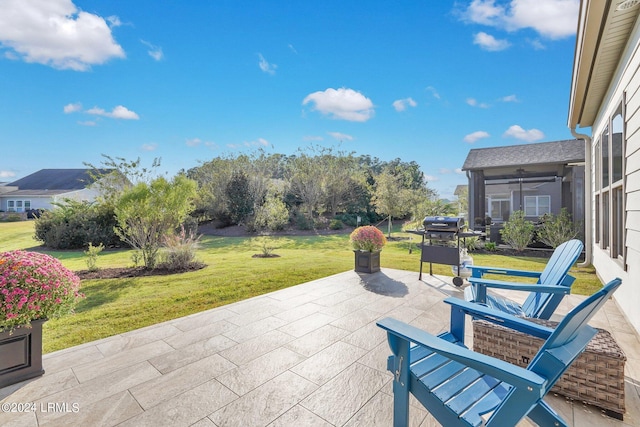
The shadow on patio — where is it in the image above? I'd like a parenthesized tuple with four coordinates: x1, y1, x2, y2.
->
(1, 268, 639, 426)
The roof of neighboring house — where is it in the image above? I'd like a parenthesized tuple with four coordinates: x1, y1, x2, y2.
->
(6, 169, 108, 191)
(462, 139, 584, 171)
(454, 185, 467, 196)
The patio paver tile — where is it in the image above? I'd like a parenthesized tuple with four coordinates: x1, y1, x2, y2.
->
(284, 324, 350, 358)
(218, 329, 295, 365)
(300, 362, 389, 426)
(163, 319, 237, 349)
(290, 341, 367, 386)
(216, 347, 306, 396)
(130, 354, 236, 410)
(150, 335, 237, 374)
(209, 371, 317, 427)
(119, 379, 237, 427)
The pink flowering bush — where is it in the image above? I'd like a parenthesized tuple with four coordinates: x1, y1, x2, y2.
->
(350, 226, 387, 252)
(0, 250, 84, 332)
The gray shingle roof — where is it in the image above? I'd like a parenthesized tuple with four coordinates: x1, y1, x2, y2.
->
(462, 139, 584, 171)
(7, 169, 109, 191)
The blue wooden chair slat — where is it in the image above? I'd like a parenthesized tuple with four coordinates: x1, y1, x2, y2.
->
(466, 239, 583, 319)
(377, 278, 622, 427)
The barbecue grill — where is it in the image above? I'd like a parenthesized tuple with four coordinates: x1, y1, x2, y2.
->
(417, 216, 476, 286)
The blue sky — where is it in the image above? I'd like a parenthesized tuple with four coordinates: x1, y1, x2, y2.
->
(0, 0, 580, 200)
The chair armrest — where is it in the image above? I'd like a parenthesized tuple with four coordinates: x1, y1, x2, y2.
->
(377, 317, 546, 391)
(471, 265, 542, 279)
(444, 297, 555, 339)
(468, 278, 572, 294)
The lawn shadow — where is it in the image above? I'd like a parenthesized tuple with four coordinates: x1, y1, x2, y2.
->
(358, 271, 409, 297)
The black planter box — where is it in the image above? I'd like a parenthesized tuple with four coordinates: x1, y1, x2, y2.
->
(354, 250, 381, 274)
(0, 319, 45, 388)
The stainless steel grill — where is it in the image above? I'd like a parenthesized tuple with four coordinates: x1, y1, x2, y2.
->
(416, 216, 475, 287)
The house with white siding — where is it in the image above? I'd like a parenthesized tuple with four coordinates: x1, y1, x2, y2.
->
(568, 0, 640, 335)
(0, 169, 111, 214)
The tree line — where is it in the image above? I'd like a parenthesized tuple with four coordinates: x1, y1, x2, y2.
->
(34, 148, 459, 268)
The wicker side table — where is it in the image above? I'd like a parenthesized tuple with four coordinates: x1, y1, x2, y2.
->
(473, 319, 626, 419)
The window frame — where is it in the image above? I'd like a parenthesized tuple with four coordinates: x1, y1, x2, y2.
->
(594, 100, 626, 265)
(524, 195, 551, 217)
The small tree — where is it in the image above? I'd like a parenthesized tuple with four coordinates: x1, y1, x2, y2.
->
(371, 170, 406, 237)
(114, 175, 197, 269)
(225, 170, 253, 225)
(500, 210, 535, 251)
(537, 208, 581, 248)
(253, 190, 289, 231)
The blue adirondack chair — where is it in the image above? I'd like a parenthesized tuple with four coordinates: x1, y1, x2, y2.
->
(377, 278, 622, 427)
(465, 239, 583, 319)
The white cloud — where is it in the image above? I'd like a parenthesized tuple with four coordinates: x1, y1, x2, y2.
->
(392, 97, 417, 112)
(141, 40, 164, 61)
(473, 32, 510, 51)
(258, 53, 277, 75)
(141, 143, 157, 151)
(186, 138, 201, 147)
(87, 105, 139, 120)
(503, 124, 544, 142)
(0, 0, 125, 71)
(328, 132, 354, 141)
(0, 171, 16, 179)
(288, 44, 298, 54)
(466, 98, 489, 108)
(78, 120, 97, 126)
(455, 168, 465, 174)
(501, 94, 519, 102)
(425, 175, 439, 182)
(439, 168, 452, 174)
(106, 16, 122, 28)
(461, 0, 578, 40)
(464, 131, 490, 143)
(303, 135, 324, 141)
(244, 138, 270, 148)
(426, 86, 441, 100)
(303, 88, 374, 122)
(63, 102, 83, 113)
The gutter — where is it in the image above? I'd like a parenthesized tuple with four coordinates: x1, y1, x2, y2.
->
(571, 128, 592, 267)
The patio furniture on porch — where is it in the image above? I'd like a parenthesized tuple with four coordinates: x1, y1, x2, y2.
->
(377, 277, 621, 427)
(464, 239, 583, 319)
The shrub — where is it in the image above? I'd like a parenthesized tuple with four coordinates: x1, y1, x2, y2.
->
(252, 236, 276, 257)
(294, 211, 313, 230)
(329, 219, 344, 230)
(536, 208, 581, 248)
(0, 250, 84, 332)
(484, 241, 497, 251)
(350, 226, 387, 252)
(158, 226, 201, 271)
(500, 210, 534, 251)
(34, 201, 120, 249)
(84, 242, 104, 272)
(253, 194, 290, 231)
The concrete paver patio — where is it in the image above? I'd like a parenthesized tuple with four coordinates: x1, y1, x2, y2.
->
(1, 268, 639, 426)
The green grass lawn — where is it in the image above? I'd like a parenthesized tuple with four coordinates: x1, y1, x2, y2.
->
(0, 221, 601, 353)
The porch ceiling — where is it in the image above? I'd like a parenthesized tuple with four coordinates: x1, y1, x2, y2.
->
(568, 0, 640, 129)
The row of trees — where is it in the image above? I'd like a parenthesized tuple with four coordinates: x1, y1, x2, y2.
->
(186, 147, 457, 233)
(35, 149, 459, 268)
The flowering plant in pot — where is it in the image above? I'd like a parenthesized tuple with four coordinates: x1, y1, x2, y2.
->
(1, 250, 83, 331)
(350, 225, 387, 252)
(0, 250, 84, 387)
(349, 226, 386, 273)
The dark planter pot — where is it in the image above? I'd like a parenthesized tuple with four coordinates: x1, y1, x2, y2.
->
(354, 250, 381, 274)
(0, 319, 46, 388)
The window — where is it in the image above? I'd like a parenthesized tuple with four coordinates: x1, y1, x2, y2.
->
(6, 200, 31, 213)
(524, 196, 550, 216)
(595, 102, 625, 262)
(486, 195, 510, 221)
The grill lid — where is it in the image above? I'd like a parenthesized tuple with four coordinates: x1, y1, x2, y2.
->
(422, 216, 464, 231)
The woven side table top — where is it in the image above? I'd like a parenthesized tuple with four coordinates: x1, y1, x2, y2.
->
(473, 318, 627, 419)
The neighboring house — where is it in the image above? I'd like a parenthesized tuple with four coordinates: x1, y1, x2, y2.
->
(568, 0, 640, 335)
(461, 139, 585, 234)
(0, 169, 111, 213)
